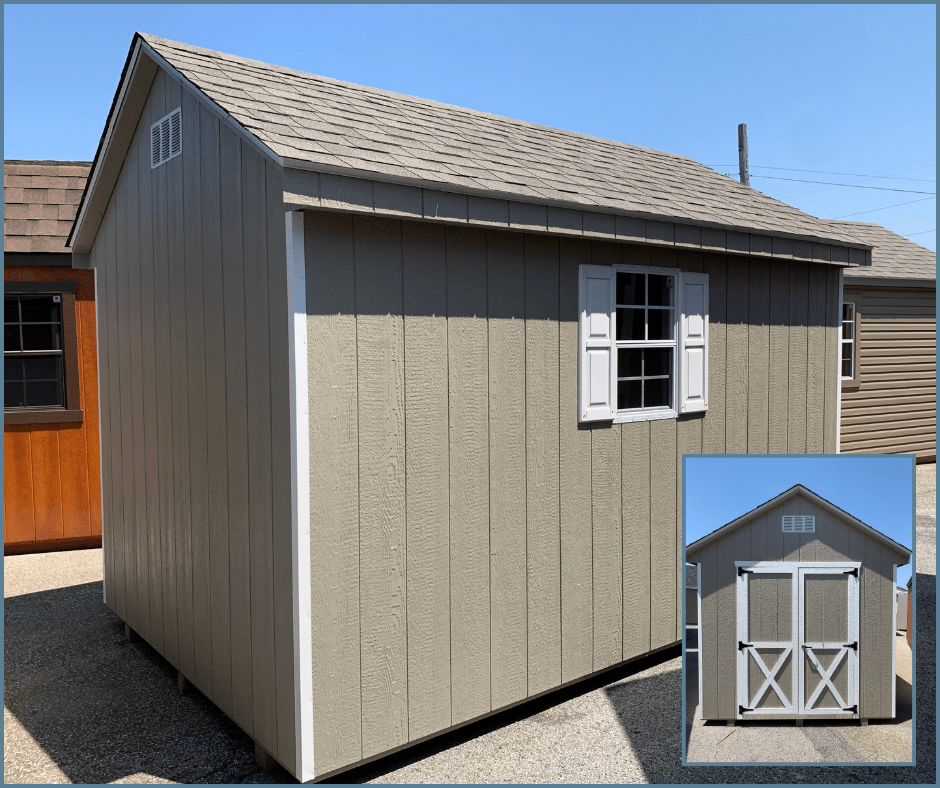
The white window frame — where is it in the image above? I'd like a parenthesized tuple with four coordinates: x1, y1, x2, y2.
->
(612, 263, 681, 424)
(840, 301, 856, 380)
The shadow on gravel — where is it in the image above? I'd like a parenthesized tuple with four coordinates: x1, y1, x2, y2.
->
(4, 581, 289, 785)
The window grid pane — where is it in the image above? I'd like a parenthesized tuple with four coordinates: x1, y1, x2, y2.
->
(4, 294, 67, 409)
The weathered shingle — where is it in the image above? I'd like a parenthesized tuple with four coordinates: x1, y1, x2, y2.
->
(4, 160, 91, 253)
(826, 220, 935, 282)
(140, 34, 864, 247)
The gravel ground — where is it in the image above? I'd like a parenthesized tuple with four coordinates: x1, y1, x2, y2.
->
(4, 464, 934, 784)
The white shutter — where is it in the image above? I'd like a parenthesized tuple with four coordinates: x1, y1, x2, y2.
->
(679, 272, 708, 414)
(579, 264, 615, 422)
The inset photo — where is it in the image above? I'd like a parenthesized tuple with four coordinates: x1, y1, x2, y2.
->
(682, 455, 914, 765)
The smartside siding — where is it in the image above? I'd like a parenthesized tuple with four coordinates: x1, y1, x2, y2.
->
(689, 494, 906, 721)
(93, 69, 297, 767)
(840, 285, 936, 458)
(304, 216, 839, 777)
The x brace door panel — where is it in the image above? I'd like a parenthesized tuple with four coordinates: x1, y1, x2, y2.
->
(736, 561, 860, 719)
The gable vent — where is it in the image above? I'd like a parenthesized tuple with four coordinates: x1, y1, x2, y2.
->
(782, 515, 815, 533)
(151, 108, 182, 169)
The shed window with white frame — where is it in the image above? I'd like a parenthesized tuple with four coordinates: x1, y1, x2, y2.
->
(578, 264, 708, 423)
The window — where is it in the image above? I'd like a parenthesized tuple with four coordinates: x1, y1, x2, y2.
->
(4, 282, 82, 424)
(579, 264, 708, 423)
(840, 302, 859, 386)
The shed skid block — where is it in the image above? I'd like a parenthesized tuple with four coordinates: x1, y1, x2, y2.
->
(177, 670, 189, 695)
(726, 720, 735, 727)
(124, 623, 138, 642)
(254, 741, 279, 771)
(795, 719, 803, 727)
(860, 718, 868, 726)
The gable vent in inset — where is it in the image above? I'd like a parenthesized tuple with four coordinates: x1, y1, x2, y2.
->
(782, 515, 815, 533)
(151, 108, 182, 169)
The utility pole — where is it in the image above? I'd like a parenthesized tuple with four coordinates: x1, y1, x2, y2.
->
(737, 123, 750, 186)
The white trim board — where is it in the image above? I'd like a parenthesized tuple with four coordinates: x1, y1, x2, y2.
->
(697, 563, 704, 721)
(285, 210, 314, 781)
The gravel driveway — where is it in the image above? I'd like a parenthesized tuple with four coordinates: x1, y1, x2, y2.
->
(4, 464, 934, 783)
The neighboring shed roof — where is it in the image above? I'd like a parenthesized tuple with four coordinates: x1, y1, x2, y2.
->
(4, 160, 91, 253)
(828, 220, 936, 284)
(105, 34, 865, 250)
(686, 484, 911, 560)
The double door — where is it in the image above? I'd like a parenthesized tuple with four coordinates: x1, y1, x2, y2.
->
(735, 561, 860, 719)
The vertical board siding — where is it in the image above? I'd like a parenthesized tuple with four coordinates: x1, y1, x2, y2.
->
(403, 221, 452, 740)
(3, 267, 101, 552)
(447, 226, 492, 725)
(805, 265, 828, 454)
(787, 262, 809, 453)
(746, 261, 770, 453)
(701, 254, 727, 455)
(622, 421, 651, 660)
(724, 257, 749, 454)
(768, 264, 790, 453)
(93, 68, 296, 767)
(524, 234, 562, 695)
(355, 215, 408, 758)
(487, 231, 528, 706)
(306, 211, 361, 771)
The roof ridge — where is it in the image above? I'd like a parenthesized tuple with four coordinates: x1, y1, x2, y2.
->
(4, 159, 93, 166)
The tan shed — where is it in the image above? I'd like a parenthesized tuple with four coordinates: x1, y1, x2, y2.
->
(68, 33, 876, 781)
(687, 484, 911, 723)
(828, 220, 936, 461)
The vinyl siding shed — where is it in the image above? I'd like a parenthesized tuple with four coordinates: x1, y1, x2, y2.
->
(829, 220, 936, 461)
(69, 33, 875, 781)
(686, 485, 911, 722)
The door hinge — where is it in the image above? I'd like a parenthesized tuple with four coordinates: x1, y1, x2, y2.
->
(738, 705, 749, 715)
(738, 641, 752, 651)
(846, 641, 857, 651)
(737, 566, 753, 576)
(843, 704, 858, 714)
(844, 567, 858, 577)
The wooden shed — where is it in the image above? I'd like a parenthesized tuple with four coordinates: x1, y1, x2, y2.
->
(687, 484, 911, 724)
(828, 220, 936, 461)
(67, 33, 876, 781)
(4, 160, 102, 555)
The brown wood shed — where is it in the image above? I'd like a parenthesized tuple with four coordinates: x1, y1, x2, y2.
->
(828, 220, 936, 461)
(686, 485, 911, 723)
(67, 33, 875, 781)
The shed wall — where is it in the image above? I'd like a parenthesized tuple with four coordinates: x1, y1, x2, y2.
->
(91, 67, 297, 769)
(841, 284, 936, 459)
(304, 212, 841, 776)
(690, 494, 908, 720)
(4, 265, 102, 553)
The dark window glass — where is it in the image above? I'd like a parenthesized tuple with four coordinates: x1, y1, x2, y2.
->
(21, 324, 62, 351)
(842, 303, 853, 322)
(648, 274, 671, 306)
(24, 355, 63, 381)
(645, 378, 670, 408)
(616, 308, 645, 340)
(842, 322, 853, 340)
(5, 382, 24, 408)
(618, 348, 642, 378)
(842, 359, 852, 378)
(648, 309, 673, 340)
(20, 296, 60, 324)
(616, 272, 644, 306)
(618, 380, 642, 410)
(4, 298, 19, 323)
(4, 325, 20, 352)
(26, 381, 61, 407)
(4, 294, 66, 410)
(644, 348, 671, 377)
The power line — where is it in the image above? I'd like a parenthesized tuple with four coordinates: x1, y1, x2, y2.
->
(903, 229, 935, 237)
(706, 163, 935, 182)
(834, 195, 936, 219)
(748, 174, 935, 194)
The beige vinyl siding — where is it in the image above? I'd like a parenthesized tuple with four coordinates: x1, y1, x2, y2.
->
(688, 494, 908, 721)
(92, 68, 297, 768)
(841, 285, 936, 458)
(304, 215, 840, 778)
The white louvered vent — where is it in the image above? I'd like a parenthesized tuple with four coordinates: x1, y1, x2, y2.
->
(782, 515, 815, 533)
(151, 108, 182, 169)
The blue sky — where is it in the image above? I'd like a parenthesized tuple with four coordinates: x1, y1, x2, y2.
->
(684, 455, 916, 586)
(4, 4, 936, 250)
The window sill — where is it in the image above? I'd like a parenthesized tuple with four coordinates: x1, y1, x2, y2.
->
(613, 408, 678, 424)
(5, 409, 83, 426)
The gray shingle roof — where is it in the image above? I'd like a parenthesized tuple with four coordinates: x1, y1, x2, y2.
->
(140, 34, 865, 248)
(826, 220, 935, 282)
(4, 160, 91, 253)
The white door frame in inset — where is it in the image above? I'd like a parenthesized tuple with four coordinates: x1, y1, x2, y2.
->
(735, 561, 861, 719)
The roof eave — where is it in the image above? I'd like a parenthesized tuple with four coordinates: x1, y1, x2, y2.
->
(843, 274, 936, 289)
(685, 483, 912, 560)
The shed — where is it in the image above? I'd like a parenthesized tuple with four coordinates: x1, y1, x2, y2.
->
(686, 484, 911, 723)
(906, 575, 913, 648)
(685, 564, 698, 626)
(4, 160, 102, 555)
(895, 586, 908, 632)
(68, 33, 875, 780)
(828, 220, 936, 461)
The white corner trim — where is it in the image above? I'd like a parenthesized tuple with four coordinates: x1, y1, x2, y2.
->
(697, 563, 704, 720)
(892, 564, 898, 718)
(285, 210, 314, 781)
(95, 265, 107, 605)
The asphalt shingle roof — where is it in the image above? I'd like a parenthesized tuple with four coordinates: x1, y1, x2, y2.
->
(140, 34, 865, 248)
(826, 220, 935, 282)
(4, 160, 91, 253)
